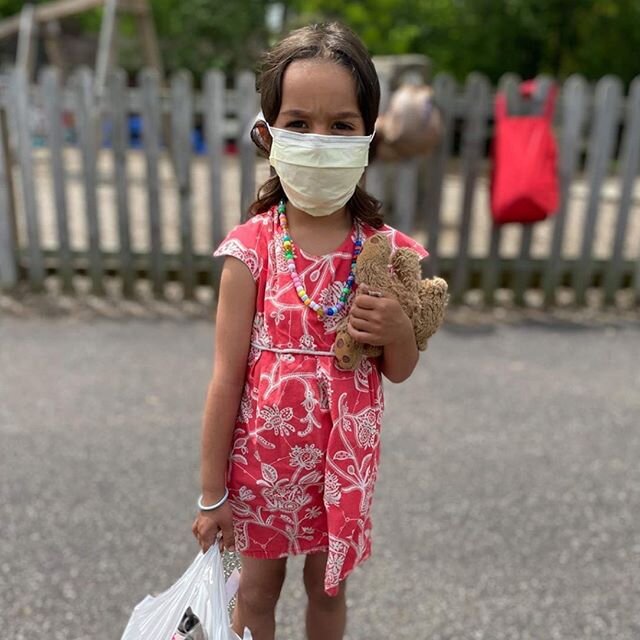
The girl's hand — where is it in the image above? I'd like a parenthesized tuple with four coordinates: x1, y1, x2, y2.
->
(347, 285, 413, 347)
(192, 501, 235, 553)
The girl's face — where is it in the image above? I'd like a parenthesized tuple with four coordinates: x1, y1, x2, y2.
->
(273, 59, 366, 137)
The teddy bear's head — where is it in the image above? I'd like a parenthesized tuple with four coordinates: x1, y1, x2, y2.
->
(333, 234, 448, 371)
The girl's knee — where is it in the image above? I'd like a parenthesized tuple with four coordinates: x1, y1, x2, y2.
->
(237, 582, 282, 617)
(237, 558, 287, 616)
(303, 561, 345, 608)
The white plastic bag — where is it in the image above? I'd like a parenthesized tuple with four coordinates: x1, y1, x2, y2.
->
(120, 545, 252, 640)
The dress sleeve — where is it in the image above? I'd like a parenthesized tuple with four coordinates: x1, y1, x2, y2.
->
(213, 218, 265, 281)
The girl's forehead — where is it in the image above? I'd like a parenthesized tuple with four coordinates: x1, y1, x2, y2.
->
(280, 59, 360, 113)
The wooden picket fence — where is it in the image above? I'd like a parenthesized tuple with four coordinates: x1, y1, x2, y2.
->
(0, 66, 638, 307)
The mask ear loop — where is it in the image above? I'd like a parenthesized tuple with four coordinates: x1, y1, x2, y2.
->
(250, 119, 272, 157)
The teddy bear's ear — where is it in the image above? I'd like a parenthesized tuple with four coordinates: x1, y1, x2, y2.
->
(434, 277, 449, 296)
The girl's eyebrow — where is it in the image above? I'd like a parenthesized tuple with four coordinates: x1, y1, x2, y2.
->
(280, 109, 362, 119)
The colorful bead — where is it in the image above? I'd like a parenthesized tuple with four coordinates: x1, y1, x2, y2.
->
(278, 199, 361, 319)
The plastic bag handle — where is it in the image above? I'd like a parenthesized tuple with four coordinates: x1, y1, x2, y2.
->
(225, 568, 241, 605)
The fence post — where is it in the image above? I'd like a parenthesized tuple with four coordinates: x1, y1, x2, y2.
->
(41, 66, 74, 293)
(17, 4, 37, 81)
(73, 67, 105, 295)
(107, 68, 135, 298)
(542, 75, 588, 307)
(603, 75, 640, 304)
(393, 158, 419, 233)
(204, 70, 225, 243)
(634, 239, 640, 307)
(365, 68, 392, 206)
(204, 69, 226, 290)
(10, 67, 45, 290)
(0, 104, 18, 289)
(451, 72, 490, 303)
(422, 73, 456, 277)
(139, 68, 165, 297)
(573, 76, 623, 305)
(237, 71, 258, 221)
(170, 70, 195, 299)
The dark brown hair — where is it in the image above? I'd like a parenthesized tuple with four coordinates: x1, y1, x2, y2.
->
(249, 22, 383, 228)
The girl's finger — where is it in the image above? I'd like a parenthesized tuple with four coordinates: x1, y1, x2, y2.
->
(349, 302, 375, 320)
(352, 310, 382, 332)
(347, 320, 373, 344)
(220, 523, 236, 553)
(349, 313, 370, 331)
(349, 315, 371, 332)
(353, 293, 381, 310)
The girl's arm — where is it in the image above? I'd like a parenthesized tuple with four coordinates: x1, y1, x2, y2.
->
(347, 290, 418, 383)
(380, 318, 418, 383)
(200, 257, 256, 503)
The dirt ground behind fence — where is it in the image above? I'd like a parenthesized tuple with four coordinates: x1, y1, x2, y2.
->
(14, 149, 640, 264)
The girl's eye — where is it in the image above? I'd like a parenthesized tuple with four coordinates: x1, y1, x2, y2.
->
(285, 121, 307, 129)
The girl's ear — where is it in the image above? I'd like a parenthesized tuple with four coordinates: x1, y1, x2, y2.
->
(251, 120, 272, 157)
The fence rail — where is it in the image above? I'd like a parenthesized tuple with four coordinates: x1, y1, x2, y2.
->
(0, 66, 638, 308)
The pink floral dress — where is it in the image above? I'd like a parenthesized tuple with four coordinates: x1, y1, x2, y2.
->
(213, 206, 428, 595)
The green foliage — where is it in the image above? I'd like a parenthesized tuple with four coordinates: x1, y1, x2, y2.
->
(147, 0, 272, 76)
(0, 0, 101, 24)
(0, 0, 32, 16)
(289, 0, 640, 84)
(0, 0, 271, 77)
(1, 0, 638, 84)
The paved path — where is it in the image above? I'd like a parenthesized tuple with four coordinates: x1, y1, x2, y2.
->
(1, 314, 639, 639)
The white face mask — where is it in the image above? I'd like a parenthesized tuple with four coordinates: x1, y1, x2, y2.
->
(268, 125, 374, 217)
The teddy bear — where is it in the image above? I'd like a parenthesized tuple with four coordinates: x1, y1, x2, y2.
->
(334, 234, 448, 371)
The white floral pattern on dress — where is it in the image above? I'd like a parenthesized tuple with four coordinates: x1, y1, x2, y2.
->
(238, 383, 256, 424)
(290, 444, 323, 470)
(325, 536, 349, 587)
(323, 471, 342, 507)
(299, 334, 317, 351)
(214, 238, 261, 280)
(214, 206, 428, 595)
(259, 405, 295, 436)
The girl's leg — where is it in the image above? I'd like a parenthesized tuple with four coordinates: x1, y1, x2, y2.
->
(232, 555, 287, 640)
(303, 552, 347, 640)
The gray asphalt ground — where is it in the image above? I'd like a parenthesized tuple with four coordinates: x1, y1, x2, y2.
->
(1, 306, 639, 639)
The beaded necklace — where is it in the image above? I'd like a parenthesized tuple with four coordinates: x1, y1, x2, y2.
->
(278, 200, 362, 318)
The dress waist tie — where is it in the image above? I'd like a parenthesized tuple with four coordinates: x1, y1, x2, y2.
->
(251, 341, 335, 357)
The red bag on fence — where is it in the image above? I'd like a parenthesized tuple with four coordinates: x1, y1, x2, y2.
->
(490, 83, 559, 224)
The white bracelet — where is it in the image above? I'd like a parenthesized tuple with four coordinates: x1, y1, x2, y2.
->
(198, 488, 229, 511)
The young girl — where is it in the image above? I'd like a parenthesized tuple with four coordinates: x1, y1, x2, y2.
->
(192, 22, 429, 640)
